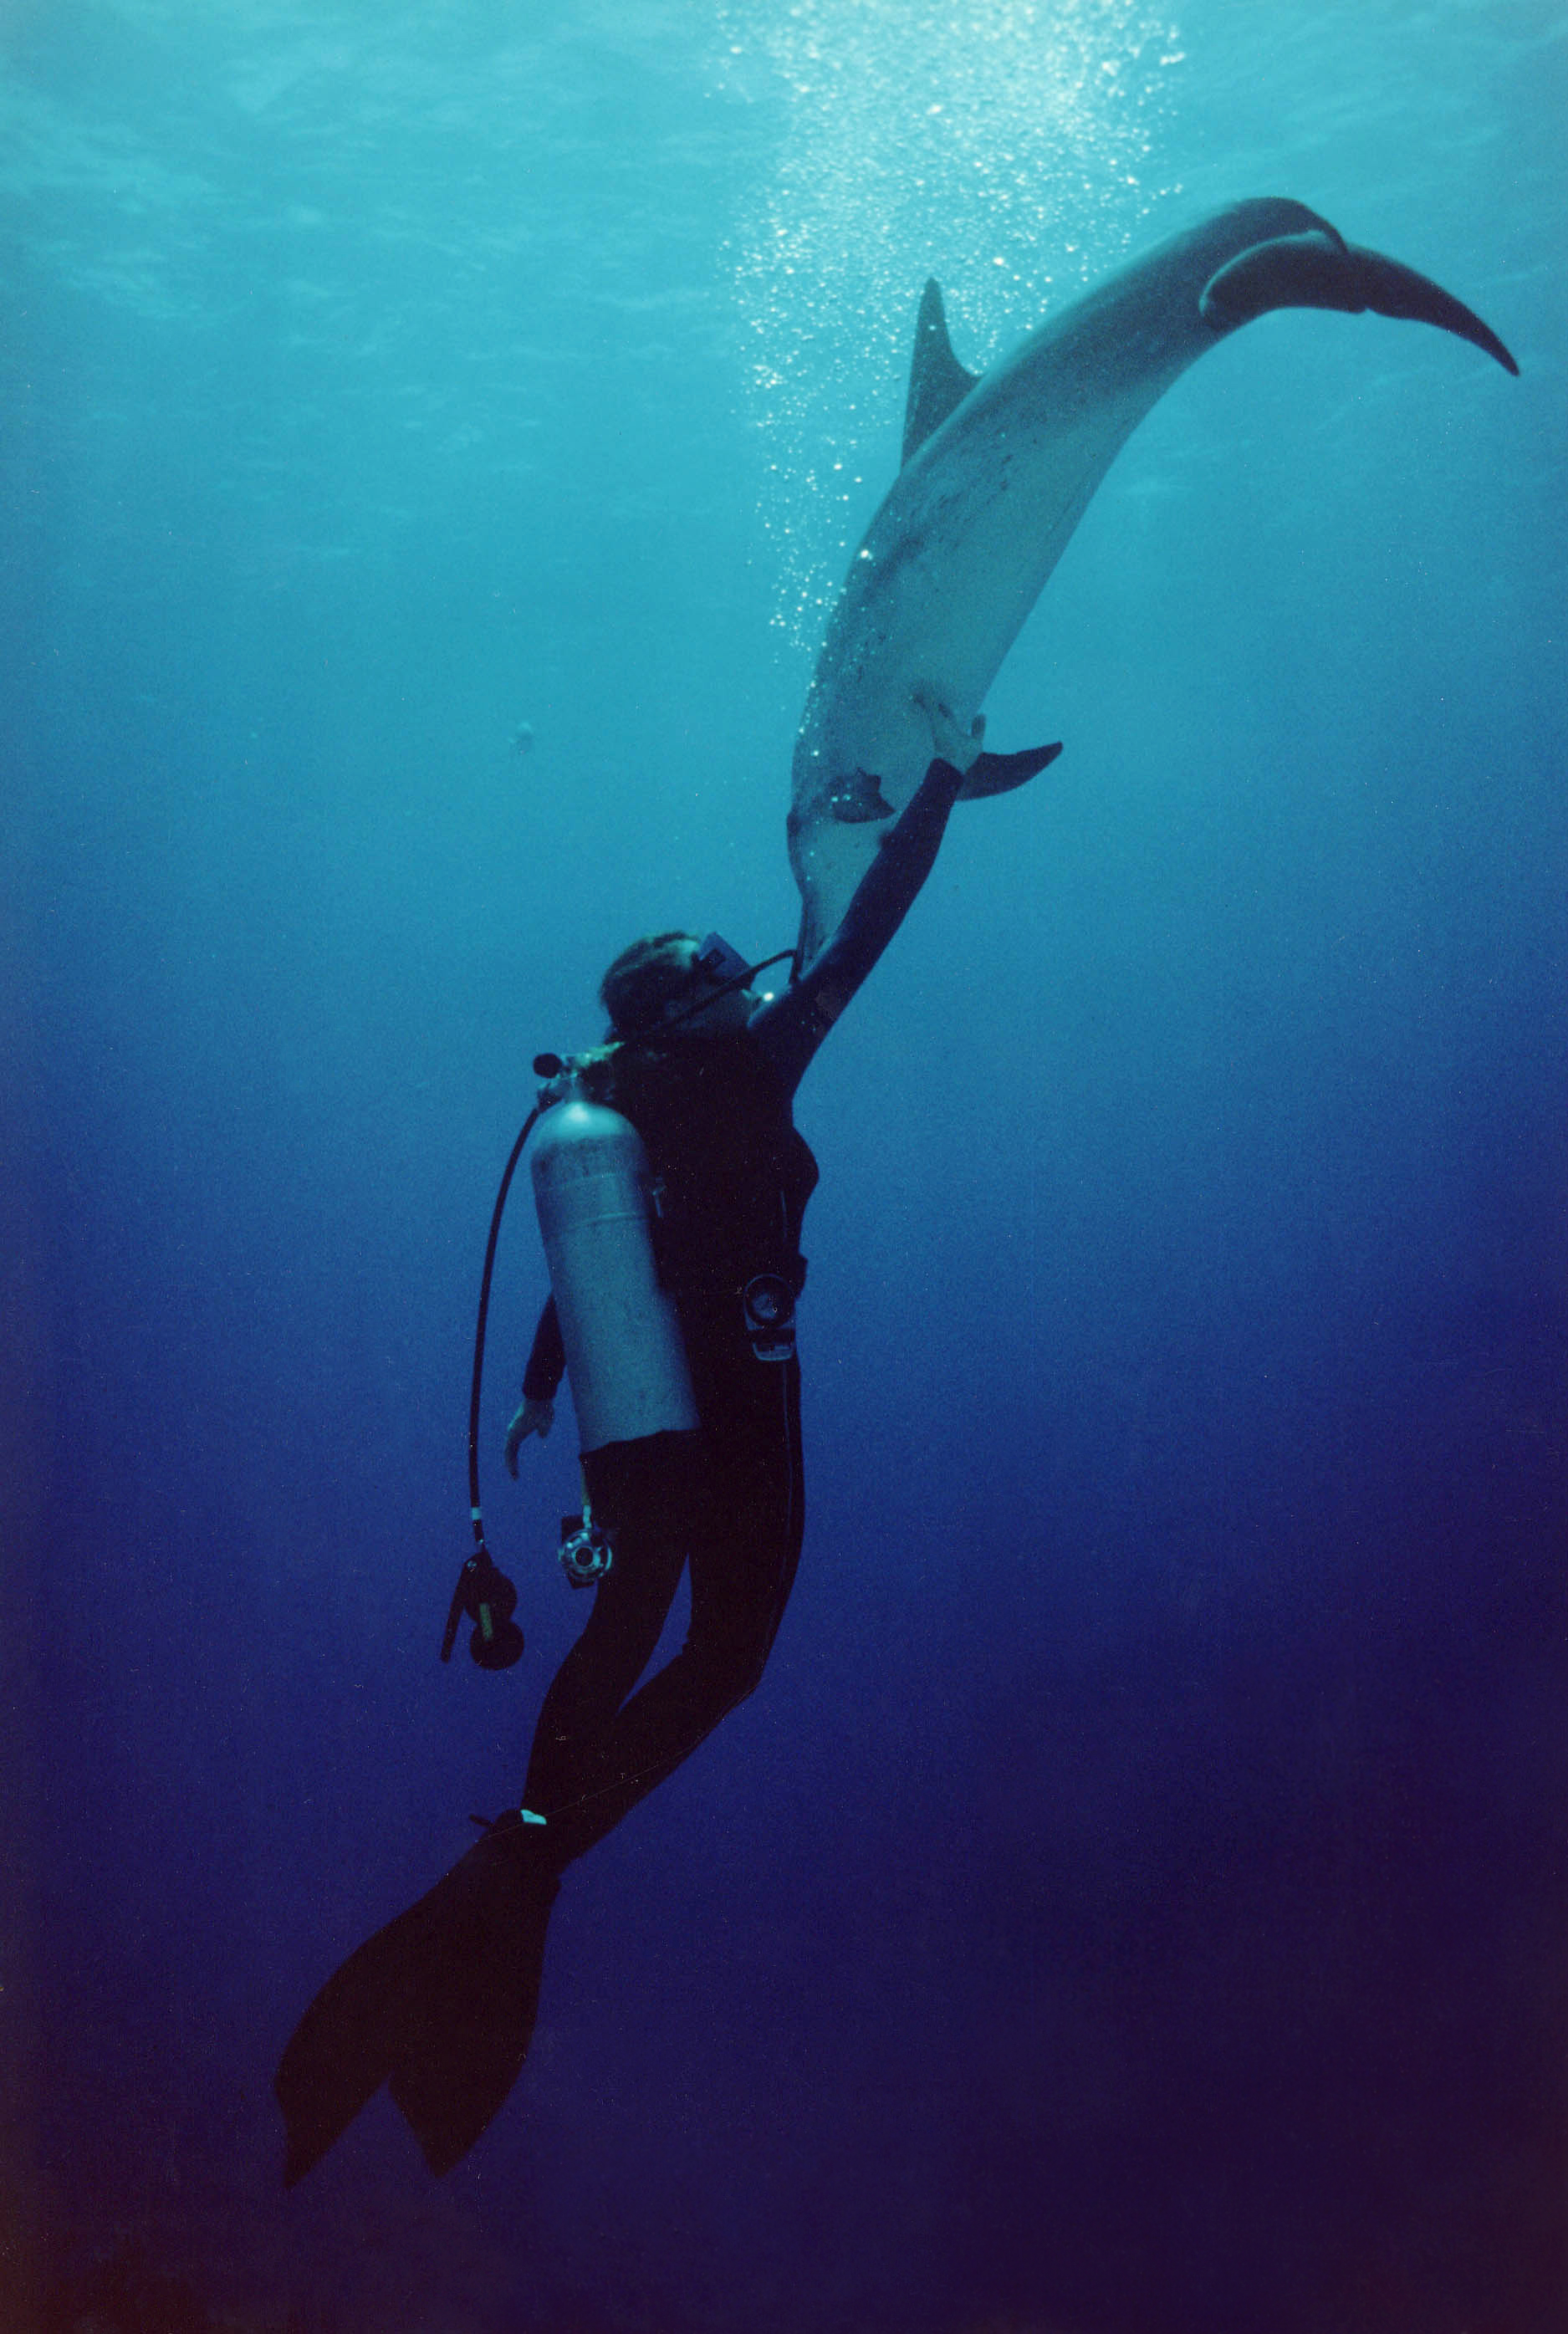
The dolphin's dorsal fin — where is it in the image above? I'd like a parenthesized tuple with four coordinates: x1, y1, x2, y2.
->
(901, 279, 980, 466)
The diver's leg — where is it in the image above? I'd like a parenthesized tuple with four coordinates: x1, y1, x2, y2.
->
(350, 1456, 688, 2182)
(537, 1355, 804, 1866)
(522, 1433, 692, 1823)
(692, 1346, 806, 1674)
(275, 1440, 692, 2184)
(389, 1437, 693, 2168)
(386, 1378, 799, 2173)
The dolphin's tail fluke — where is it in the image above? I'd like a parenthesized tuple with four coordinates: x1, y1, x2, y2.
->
(1198, 228, 1519, 375)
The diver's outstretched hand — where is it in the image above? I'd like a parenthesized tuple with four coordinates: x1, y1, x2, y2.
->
(917, 685, 1064, 801)
(916, 687, 985, 774)
(504, 1397, 554, 1478)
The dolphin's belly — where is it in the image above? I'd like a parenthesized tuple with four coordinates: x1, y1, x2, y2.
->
(789, 338, 1201, 958)
(804, 389, 1163, 790)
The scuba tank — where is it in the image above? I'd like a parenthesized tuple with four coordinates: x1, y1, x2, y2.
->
(528, 1095, 697, 1454)
(442, 1068, 697, 1661)
(442, 939, 795, 1667)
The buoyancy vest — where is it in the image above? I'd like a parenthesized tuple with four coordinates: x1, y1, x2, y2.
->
(575, 1033, 819, 1305)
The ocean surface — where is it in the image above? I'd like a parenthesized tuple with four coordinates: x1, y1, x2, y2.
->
(3, 3, 1565, 2330)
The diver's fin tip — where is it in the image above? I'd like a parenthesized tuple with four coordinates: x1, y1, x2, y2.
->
(280, 2126, 328, 2189)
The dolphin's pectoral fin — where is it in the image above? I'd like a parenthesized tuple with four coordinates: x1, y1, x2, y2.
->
(901, 279, 982, 467)
(1198, 230, 1519, 375)
(827, 768, 898, 823)
(958, 741, 1065, 800)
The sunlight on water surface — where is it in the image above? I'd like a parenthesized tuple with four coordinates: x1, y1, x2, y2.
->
(714, 0, 1187, 644)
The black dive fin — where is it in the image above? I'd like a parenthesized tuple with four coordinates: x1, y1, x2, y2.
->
(274, 1813, 557, 2184)
(388, 1862, 558, 2177)
(275, 1892, 433, 2186)
(1198, 229, 1518, 375)
(902, 279, 981, 466)
(959, 740, 1065, 800)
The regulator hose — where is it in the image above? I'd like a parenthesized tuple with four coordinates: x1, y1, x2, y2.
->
(440, 1103, 541, 1667)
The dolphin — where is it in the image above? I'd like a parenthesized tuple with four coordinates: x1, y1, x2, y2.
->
(788, 197, 1516, 967)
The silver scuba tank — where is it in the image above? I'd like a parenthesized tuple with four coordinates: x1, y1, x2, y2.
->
(528, 1095, 698, 1454)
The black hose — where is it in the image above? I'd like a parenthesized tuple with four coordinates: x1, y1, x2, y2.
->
(467, 1105, 542, 1543)
(441, 1102, 542, 1668)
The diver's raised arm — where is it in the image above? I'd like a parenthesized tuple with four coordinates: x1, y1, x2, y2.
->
(751, 694, 984, 1091)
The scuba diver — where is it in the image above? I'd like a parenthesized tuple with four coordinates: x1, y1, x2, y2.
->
(275, 696, 1060, 2183)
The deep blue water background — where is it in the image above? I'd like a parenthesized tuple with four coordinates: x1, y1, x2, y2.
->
(3, 3, 1565, 2330)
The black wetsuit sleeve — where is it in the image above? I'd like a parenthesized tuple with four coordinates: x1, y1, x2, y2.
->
(521, 1296, 565, 1403)
(750, 755, 968, 1095)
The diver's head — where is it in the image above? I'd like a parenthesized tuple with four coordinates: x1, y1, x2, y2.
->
(600, 931, 753, 1041)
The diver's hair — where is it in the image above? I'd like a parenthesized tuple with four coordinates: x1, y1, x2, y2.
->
(599, 931, 699, 1037)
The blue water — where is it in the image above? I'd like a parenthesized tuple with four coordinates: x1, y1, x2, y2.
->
(3, 4, 1564, 2329)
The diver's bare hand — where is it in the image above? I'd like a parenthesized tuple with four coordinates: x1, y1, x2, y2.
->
(504, 1397, 554, 1478)
(915, 687, 985, 774)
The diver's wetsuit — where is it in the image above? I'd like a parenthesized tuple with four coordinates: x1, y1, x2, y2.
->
(518, 755, 969, 1867)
